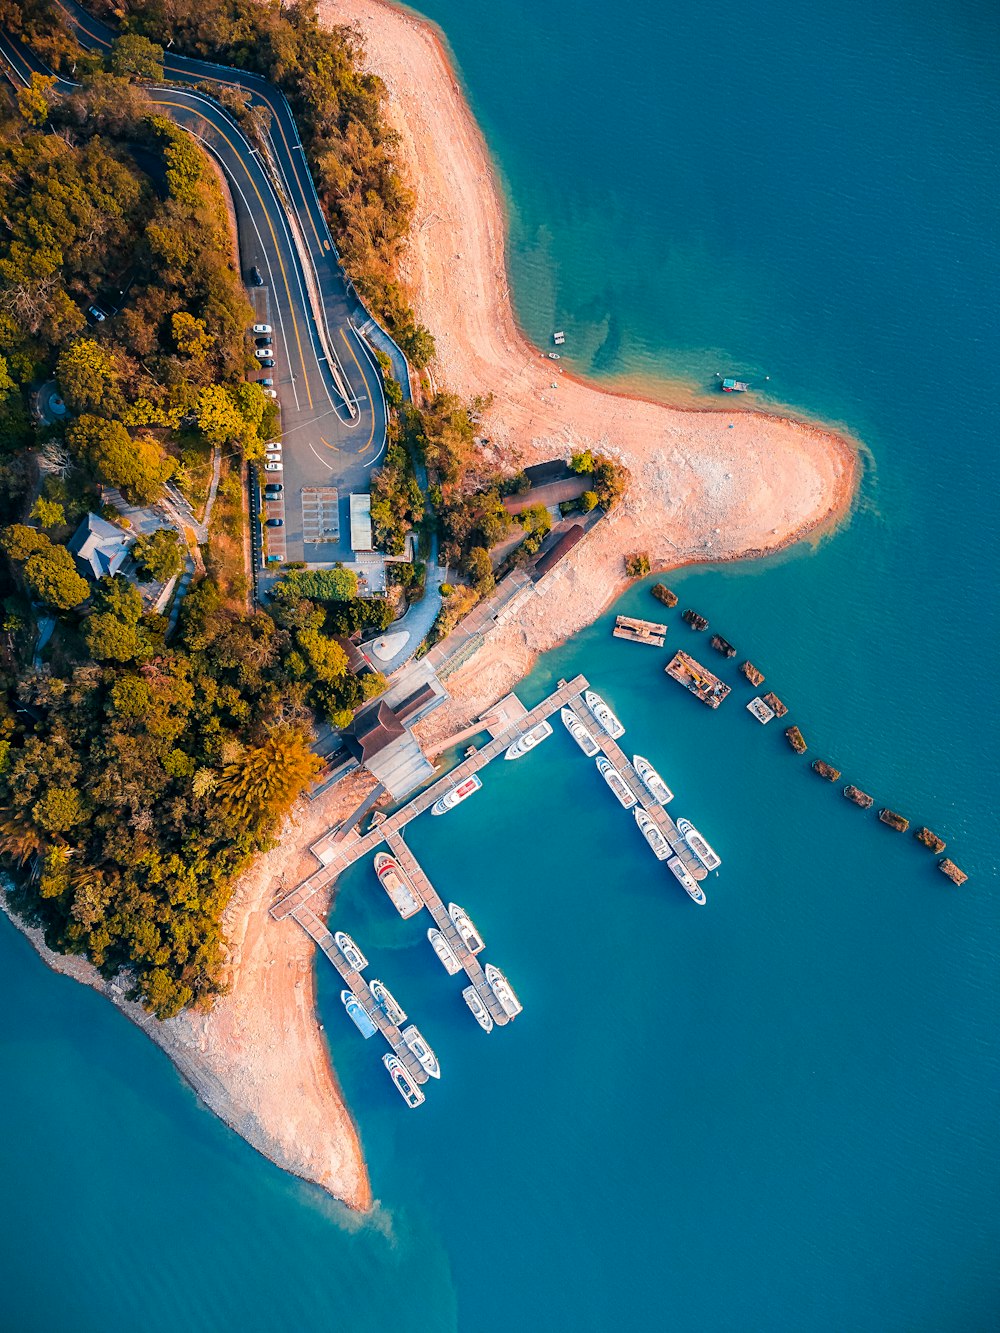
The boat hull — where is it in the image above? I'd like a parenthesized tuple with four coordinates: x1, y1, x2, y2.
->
(596, 756, 637, 809)
(373, 852, 422, 919)
(485, 963, 523, 1018)
(504, 719, 553, 759)
(448, 902, 485, 954)
(667, 855, 707, 905)
(334, 930, 368, 972)
(584, 690, 625, 739)
(402, 1024, 441, 1079)
(462, 985, 495, 1032)
(431, 774, 483, 815)
(676, 817, 722, 871)
(369, 979, 407, 1026)
(634, 808, 671, 860)
(561, 706, 600, 757)
(383, 1053, 425, 1107)
(633, 755, 674, 805)
(341, 990, 377, 1039)
(428, 927, 461, 975)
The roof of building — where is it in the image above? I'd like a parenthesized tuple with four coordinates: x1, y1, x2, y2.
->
(344, 700, 405, 762)
(349, 493, 373, 553)
(531, 524, 585, 581)
(523, 460, 572, 484)
(333, 635, 370, 675)
(394, 681, 437, 724)
(68, 512, 131, 581)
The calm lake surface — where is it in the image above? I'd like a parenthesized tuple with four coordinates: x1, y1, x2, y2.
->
(2, 0, 998, 1327)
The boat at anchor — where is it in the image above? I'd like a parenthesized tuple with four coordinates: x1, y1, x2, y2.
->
(584, 690, 625, 739)
(428, 927, 461, 974)
(676, 817, 722, 871)
(369, 978, 407, 1026)
(667, 856, 707, 905)
(634, 808, 671, 860)
(334, 931, 368, 972)
(505, 719, 553, 759)
(383, 1053, 425, 1108)
(431, 773, 482, 815)
(402, 1024, 441, 1079)
(373, 851, 422, 919)
(341, 990, 377, 1039)
(485, 964, 523, 1018)
(561, 706, 600, 757)
(449, 903, 485, 954)
(462, 985, 494, 1032)
(596, 756, 637, 809)
(633, 755, 674, 805)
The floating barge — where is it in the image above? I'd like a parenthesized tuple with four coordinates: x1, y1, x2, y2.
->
(811, 759, 841, 782)
(762, 692, 788, 718)
(651, 583, 678, 609)
(741, 661, 765, 686)
(682, 608, 709, 631)
(721, 378, 749, 392)
(665, 651, 731, 708)
(915, 826, 947, 854)
(747, 696, 774, 724)
(613, 614, 666, 647)
(785, 725, 807, 754)
(843, 784, 874, 809)
(938, 858, 967, 886)
(710, 633, 736, 658)
(878, 808, 909, 832)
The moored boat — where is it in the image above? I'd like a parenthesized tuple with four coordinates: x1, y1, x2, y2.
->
(462, 985, 494, 1032)
(431, 773, 482, 815)
(341, 989, 377, 1039)
(676, 817, 722, 871)
(373, 851, 422, 919)
(504, 719, 553, 759)
(402, 1024, 441, 1079)
(561, 706, 600, 757)
(596, 755, 637, 809)
(634, 808, 671, 860)
(721, 377, 749, 392)
(334, 930, 368, 972)
(633, 754, 674, 805)
(667, 856, 707, 905)
(428, 927, 461, 975)
(369, 978, 407, 1026)
(383, 1053, 425, 1107)
(485, 963, 523, 1018)
(584, 689, 625, 739)
(448, 903, 485, 954)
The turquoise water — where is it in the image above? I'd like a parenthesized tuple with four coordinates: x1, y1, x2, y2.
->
(3, 0, 999, 1327)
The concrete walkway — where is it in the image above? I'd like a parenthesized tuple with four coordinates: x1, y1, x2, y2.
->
(366, 534, 446, 675)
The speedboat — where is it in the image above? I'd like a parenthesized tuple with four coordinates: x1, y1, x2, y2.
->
(383, 1053, 425, 1107)
(334, 930, 368, 972)
(633, 755, 674, 805)
(462, 985, 494, 1032)
(369, 978, 407, 1026)
(596, 756, 636, 809)
(449, 903, 485, 954)
(667, 856, 707, 905)
(505, 719, 553, 759)
(485, 963, 523, 1018)
(634, 808, 671, 860)
(402, 1024, 441, 1079)
(373, 852, 422, 919)
(676, 818, 722, 871)
(341, 989, 377, 1039)
(431, 773, 482, 815)
(584, 690, 625, 739)
(428, 927, 462, 975)
(561, 706, 600, 757)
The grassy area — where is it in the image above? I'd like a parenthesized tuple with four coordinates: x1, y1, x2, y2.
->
(204, 458, 249, 611)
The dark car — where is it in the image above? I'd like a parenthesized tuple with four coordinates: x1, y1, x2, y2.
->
(255, 336, 272, 348)
(264, 483, 283, 494)
(258, 358, 274, 368)
(265, 518, 284, 527)
(249, 265, 264, 286)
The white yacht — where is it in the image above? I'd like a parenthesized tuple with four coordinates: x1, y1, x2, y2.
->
(462, 985, 494, 1032)
(485, 963, 523, 1018)
(596, 756, 637, 809)
(383, 1053, 425, 1108)
(584, 690, 625, 739)
(505, 719, 553, 759)
(402, 1024, 441, 1079)
(369, 978, 407, 1026)
(676, 818, 722, 871)
(333, 931, 368, 972)
(634, 808, 671, 860)
(373, 852, 422, 919)
(449, 903, 485, 954)
(428, 927, 461, 975)
(560, 706, 600, 757)
(633, 755, 674, 805)
(341, 990, 377, 1039)
(431, 773, 482, 815)
(667, 856, 707, 905)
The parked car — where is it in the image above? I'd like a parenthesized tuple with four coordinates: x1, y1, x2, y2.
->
(263, 461, 283, 472)
(262, 388, 278, 399)
(265, 518, 284, 528)
(254, 348, 273, 360)
(258, 358, 274, 369)
(255, 337, 272, 348)
(249, 266, 264, 286)
(88, 305, 106, 322)
(264, 483, 283, 494)
(259, 378, 274, 386)
(265, 454, 282, 465)
(264, 440, 282, 451)
(252, 323, 272, 334)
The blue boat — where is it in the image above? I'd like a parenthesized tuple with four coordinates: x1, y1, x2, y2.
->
(341, 989, 378, 1039)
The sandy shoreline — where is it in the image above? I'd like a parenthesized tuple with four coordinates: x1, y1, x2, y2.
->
(7, 0, 860, 1210)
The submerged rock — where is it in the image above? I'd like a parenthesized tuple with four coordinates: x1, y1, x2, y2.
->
(651, 583, 678, 609)
(878, 808, 909, 832)
(785, 725, 807, 754)
(914, 826, 946, 854)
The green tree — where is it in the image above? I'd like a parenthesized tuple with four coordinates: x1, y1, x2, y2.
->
(68, 415, 173, 504)
(171, 312, 213, 360)
(83, 576, 151, 662)
(30, 498, 66, 529)
(0, 354, 15, 400)
(2, 524, 49, 562)
(16, 72, 56, 126)
(133, 529, 184, 582)
(465, 546, 494, 595)
(217, 727, 321, 833)
(33, 786, 86, 834)
(580, 490, 598, 513)
(24, 546, 90, 610)
(56, 341, 121, 413)
(109, 33, 164, 81)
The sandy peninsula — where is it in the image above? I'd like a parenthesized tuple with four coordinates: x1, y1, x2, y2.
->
(6, 0, 859, 1211)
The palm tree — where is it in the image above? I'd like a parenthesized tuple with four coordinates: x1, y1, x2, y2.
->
(217, 726, 321, 834)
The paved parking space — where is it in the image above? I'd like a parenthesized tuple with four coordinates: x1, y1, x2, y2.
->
(301, 487, 340, 545)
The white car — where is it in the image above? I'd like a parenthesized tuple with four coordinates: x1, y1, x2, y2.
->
(264, 440, 282, 451)
(263, 461, 283, 472)
(252, 323, 272, 335)
(254, 348, 272, 360)
(262, 388, 278, 399)
(265, 453, 282, 464)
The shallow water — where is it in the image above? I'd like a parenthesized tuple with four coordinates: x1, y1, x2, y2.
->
(3, 0, 999, 1327)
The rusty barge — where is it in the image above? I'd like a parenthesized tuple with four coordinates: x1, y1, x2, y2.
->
(665, 651, 731, 708)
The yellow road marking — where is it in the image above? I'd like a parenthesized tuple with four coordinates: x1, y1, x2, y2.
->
(339, 330, 376, 453)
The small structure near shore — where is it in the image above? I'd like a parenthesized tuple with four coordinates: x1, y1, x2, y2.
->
(915, 826, 947, 854)
(785, 725, 807, 754)
(682, 608, 709, 631)
(613, 615, 666, 647)
(878, 808, 909, 832)
(811, 759, 841, 782)
(710, 633, 736, 658)
(651, 583, 678, 609)
(938, 858, 968, 886)
(762, 692, 788, 718)
(844, 785, 874, 809)
(746, 696, 774, 724)
(741, 661, 765, 686)
(665, 650, 731, 708)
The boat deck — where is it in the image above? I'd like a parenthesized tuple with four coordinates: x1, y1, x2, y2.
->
(613, 615, 667, 647)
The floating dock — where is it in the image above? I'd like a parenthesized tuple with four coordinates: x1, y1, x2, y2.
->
(747, 696, 774, 724)
(665, 651, 731, 709)
(613, 615, 667, 647)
